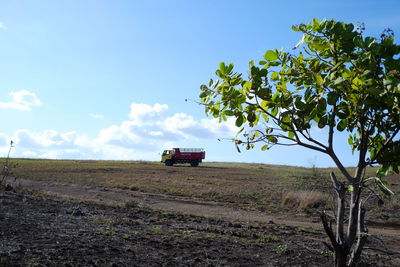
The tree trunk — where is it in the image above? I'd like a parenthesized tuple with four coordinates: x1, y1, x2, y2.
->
(321, 212, 348, 267)
(335, 248, 348, 267)
(322, 173, 367, 266)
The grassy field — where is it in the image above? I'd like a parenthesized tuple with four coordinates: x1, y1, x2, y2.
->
(6, 158, 399, 219)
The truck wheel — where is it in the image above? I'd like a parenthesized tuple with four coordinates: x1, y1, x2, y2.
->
(190, 161, 199, 167)
(165, 160, 173, 166)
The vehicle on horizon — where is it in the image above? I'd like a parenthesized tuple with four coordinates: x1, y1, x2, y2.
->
(161, 148, 205, 167)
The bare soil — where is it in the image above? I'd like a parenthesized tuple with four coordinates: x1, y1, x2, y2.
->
(6, 178, 400, 237)
(1, 177, 400, 266)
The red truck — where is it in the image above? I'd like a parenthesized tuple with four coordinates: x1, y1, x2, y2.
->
(161, 148, 205, 167)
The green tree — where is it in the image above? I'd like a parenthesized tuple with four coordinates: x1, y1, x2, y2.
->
(200, 19, 400, 267)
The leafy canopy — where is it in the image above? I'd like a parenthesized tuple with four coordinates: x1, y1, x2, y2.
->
(200, 18, 400, 181)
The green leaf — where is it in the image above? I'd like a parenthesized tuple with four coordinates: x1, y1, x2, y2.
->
(282, 116, 291, 124)
(271, 91, 280, 102)
(347, 185, 354, 192)
(235, 115, 244, 127)
(327, 92, 339, 105)
(199, 91, 208, 98)
(317, 98, 327, 113)
(317, 116, 328, 128)
(247, 112, 256, 123)
(291, 25, 300, 32)
(264, 50, 278, 61)
(307, 108, 318, 122)
(312, 18, 320, 28)
(257, 88, 271, 100)
(373, 177, 394, 195)
(226, 63, 234, 74)
(224, 110, 234, 116)
(364, 37, 375, 48)
(261, 144, 269, 151)
(236, 127, 245, 136)
(348, 135, 353, 145)
(221, 113, 227, 121)
(243, 81, 252, 92)
(267, 136, 278, 143)
(314, 73, 324, 87)
(294, 98, 306, 110)
(337, 119, 348, 132)
(219, 62, 226, 74)
(270, 72, 279, 81)
(376, 165, 391, 178)
(337, 111, 348, 119)
(262, 113, 269, 122)
(271, 106, 279, 117)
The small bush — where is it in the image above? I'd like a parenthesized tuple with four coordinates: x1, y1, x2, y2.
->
(124, 200, 138, 208)
(275, 244, 288, 254)
(282, 190, 327, 211)
(1, 140, 16, 189)
(385, 197, 400, 210)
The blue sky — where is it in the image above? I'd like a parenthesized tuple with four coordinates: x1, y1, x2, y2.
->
(1, 0, 399, 167)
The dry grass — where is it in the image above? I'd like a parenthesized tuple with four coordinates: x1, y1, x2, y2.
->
(9, 159, 295, 207)
(6, 158, 390, 214)
(282, 190, 328, 211)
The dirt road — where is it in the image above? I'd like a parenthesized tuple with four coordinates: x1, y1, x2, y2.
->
(7, 177, 400, 238)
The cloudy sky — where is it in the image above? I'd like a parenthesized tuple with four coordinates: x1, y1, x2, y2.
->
(1, 0, 399, 167)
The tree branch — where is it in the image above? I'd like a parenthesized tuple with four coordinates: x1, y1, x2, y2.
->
(355, 120, 368, 180)
(330, 172, 346, 245)
(321, 212, 339, 250)
(328, 105, 337, 150)
(327, 149, 353, 182)
(348, 203, 368, 266)
(299, 130, 329, 151)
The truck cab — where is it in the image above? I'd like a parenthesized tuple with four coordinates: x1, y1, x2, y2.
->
(161, 149, 173, 165)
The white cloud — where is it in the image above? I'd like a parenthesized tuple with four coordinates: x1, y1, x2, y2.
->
(0, 90, 41, 111)
(129, 103, 168, 126)
(0, 22, 6, 30)
(90, 114, 104, 119)
(0, 102, 238, 160)
(149, 131, 163, 136)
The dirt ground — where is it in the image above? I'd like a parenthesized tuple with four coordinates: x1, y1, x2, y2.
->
(5, 178, 400, 237)
(1, 178, 400, 266)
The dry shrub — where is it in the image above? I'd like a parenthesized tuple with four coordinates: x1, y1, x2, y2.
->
(385, 196, 400, 210)
(282, 190, 327, 211)
(124, 200, 138, 208)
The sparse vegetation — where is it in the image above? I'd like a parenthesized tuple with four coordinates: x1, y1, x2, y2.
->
(124, 200, 138, 208)
(275, 244, 288, 254)
(8, 158, 398, 225)
(257, 233, 280, 243)
(151, 225, 162, 234)
(282, 190, 328, 211)
(1, 140, 16, 190)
